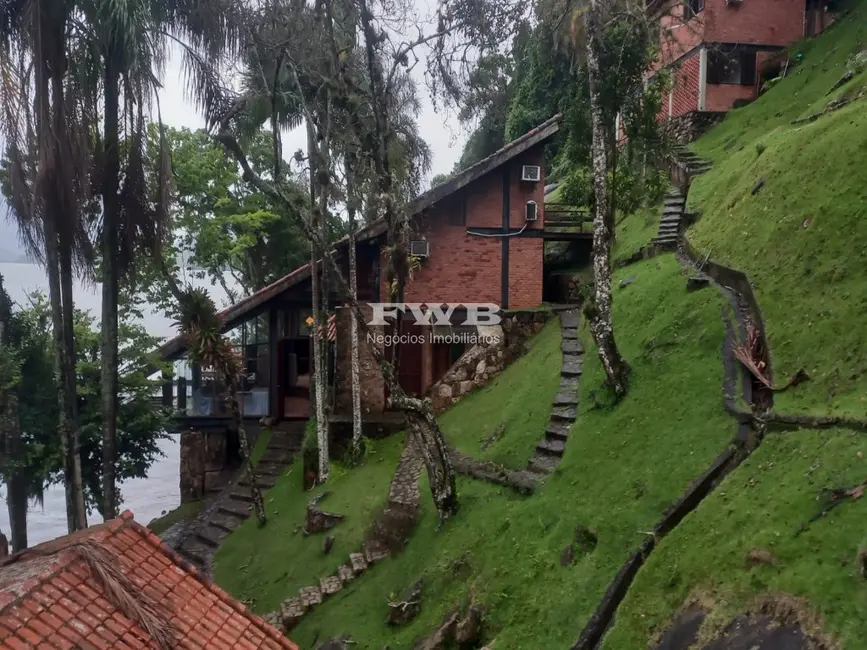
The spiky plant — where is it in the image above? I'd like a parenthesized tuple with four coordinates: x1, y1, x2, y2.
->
(174, 287, 266, 526)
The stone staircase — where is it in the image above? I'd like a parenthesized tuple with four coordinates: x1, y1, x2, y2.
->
(527, 307, 582, 474)
(652, 189, 687, 249)
(176, 421, 306, 571)
(670, 144, 712, 176)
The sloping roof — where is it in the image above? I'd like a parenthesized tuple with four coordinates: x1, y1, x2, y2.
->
(156, 113, 562, 361)
(0, 511, 298, 650)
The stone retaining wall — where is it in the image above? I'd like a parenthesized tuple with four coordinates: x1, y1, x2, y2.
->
(429, 310, 553, 413)
(663, 111, 727, 144)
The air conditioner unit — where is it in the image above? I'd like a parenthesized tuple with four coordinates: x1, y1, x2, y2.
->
(726, 0, 742, 6)
(521, 165, 541, 182)
(525, 201, 538, 222)
(410, 239, 430, 258)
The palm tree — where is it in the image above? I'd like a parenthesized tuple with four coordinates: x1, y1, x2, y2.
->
(68, 0, 245, 518)
(1, 0, 99, 532)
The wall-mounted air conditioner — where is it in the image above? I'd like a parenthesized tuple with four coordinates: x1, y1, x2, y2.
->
(521, 165, 541, 182)
(410, 239, 430, 258)
(526, 201, 538, 222)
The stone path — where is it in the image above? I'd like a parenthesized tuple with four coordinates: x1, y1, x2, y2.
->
(527, 307, 582, 475)
(265, 437, 424, 634)
(653, 189, 686, 249)
(173, 421, 306, 574)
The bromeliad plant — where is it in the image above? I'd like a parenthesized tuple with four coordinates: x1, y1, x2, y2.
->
(174, 287, 266, 526)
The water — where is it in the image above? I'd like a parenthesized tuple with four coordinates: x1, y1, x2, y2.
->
(0, 261, 228, 546)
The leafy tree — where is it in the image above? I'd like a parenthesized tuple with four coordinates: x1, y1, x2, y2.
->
(153, 126, 311, 303)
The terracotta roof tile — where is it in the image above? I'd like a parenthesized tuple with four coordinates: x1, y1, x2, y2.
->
(0, 511, 299, 650)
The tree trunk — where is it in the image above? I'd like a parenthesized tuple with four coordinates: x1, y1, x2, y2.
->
(307, 122, 329, 483)
(4, 392, 28, 552)
(59, 243, 88, 528)
(227, 378, 266, 526)
(346, 166, 363, 456)
(583, 1, 630, 399)
(100, 63, 120, 520)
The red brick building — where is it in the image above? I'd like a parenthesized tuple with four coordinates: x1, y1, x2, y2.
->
(650, 0, 837, 133)
(0, 511, 298, 649)
(157, 114, 581, 427)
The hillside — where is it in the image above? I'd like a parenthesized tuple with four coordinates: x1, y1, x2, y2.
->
(207, 5, 867, 648)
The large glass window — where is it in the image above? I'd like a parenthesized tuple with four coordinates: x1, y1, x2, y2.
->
(708, 49, 757, 86)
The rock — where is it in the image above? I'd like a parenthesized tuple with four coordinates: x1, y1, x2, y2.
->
(454, 368, 468, 382)
(280, 597, 306, 631)
(686, 276, 709, 292)
(751, 176, 766, 195)
(337, 563, 355, 584)
(349, 552, 368, 575)
(560, 544, 575, 566)
(299, 585, 323, 608)
(412, 610, 460, 650)
(323, 535, 335, 554)
(455, 605, 484, 646)
(316, 636, 354, 650)
(364, 540, 390, 564)
(459, 380, 474, 395)
(437, 384, 452, 400)
(746, 547, 778, 570)
(305, 494, 344, 534)
(262, 611, 281, 629)
(387, 579, 423, 626)
(475, 359, 487, 376)
(619, 275, 636, 289)
(320, 575, 342, 597)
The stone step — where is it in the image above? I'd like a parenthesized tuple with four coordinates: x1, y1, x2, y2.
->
(663, 196, 685, 204)
(178, 547, 206, 567)
(560, 376, 580, 392)
(218, 501, 253, 519)
(527, 455, 559, 474)
(559, 310, 581, 329)
(551, 406, 577, 421)
(562, 328, 578, 340)
(658, 225, 680, 234)
(180, 538, 214, 562)
(665, 190, 684, 198)
(653, 237, 679, 246)
(228, 490, 254, 503)
(238, 474, 278, 489)
(208, 513, 245, 534)
(298, 586, 323, 608)
(536, 438, 566, 457)
(259, 452, 294, 465)
(553, 391, 579, 407)
(562, 339, 583, 355)
(546, 422, 571, 440)
(195, 526, 224, 548)
(660, 215, 682, 224)
(662, 205, 683, 215)
(561, 358, 583, 377)
(256, 462, 286, 477)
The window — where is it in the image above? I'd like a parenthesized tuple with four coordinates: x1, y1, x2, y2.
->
(448, 196, 467, 226)
(685, 0, 704, 18)
(707, 49, 757, 86)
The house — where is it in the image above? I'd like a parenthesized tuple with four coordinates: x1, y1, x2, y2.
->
(649, 0, 838, 140)
(0, 510, 298, 649)
(156, 113, 586, 492)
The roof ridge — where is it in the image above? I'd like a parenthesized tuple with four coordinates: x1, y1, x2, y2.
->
(123, 511, 296, 648)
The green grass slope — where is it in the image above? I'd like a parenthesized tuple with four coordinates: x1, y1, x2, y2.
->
(285, 255, 733, 649)
(212, 434, 404, 613)
(686, 0, 867, 417)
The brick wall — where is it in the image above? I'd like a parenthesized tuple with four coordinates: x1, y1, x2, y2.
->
(706, 82, 756, 111)
(655, 0, 706, 69)
(671, 54, 701, 118)
(703, 0, 804, 45)
(381, 146, 546, 309)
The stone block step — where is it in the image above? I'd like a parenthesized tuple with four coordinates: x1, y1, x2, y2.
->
(527, 454, 559, 474)
(228, 490, 254, 503)
(660, 215, 682, 224)
(665, 190, 683, 198)
(209, 512, 245, 534)
(560, 376, 580, 391)
(664, 196, 685, 204)
(256, 462, 286, 477)
(238, 474, 278, 489)
(178, 547, 206, 567)
(561, 327, 578, 340)
(195, 525, 226, 548)
(180, 538, 214, 561)
(562, 339, 583, 355)
(551, 406, 577, 421)
(658, 225, 680, 234)
(218, 501, 253, 519)
(546, 422, 571, 440)
(559, 310, 581, 329)
(561, 358, 583, 377)
(536, 438, 566, 457)
(662, 206, 683, 215)
(553, 391, 579, 407)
